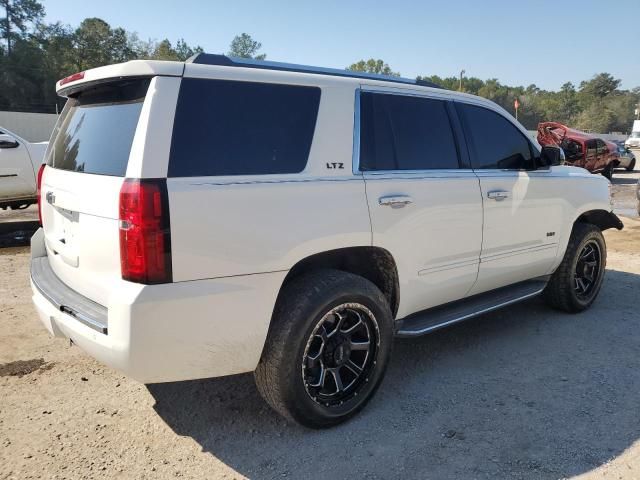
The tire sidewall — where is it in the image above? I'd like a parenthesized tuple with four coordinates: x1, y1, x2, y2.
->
(567, 228, 607, 310)
(278, 281, 393, 427)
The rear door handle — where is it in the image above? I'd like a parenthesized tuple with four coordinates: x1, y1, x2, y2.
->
(487, 190, 510, 201)
(379, 195, 413, 208)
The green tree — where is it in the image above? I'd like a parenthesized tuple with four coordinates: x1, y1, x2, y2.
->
(574, 100, 614, 133)
(228, 33, 265, 60)
(579, 73, 620, 98)
(134, 37, 202, 61)
(175, 38, 202, 60)
(0, 0, 44, 55)
(72, 18, 136, 70)
(347, 58, 400, 76)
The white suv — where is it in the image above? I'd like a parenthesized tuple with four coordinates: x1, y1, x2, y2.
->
(31, 55, 623, 428)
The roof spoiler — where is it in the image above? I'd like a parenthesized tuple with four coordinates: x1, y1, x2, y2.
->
(186, 53, 442, 89)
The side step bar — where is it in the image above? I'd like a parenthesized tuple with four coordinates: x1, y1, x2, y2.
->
(396, 277, 548, 338)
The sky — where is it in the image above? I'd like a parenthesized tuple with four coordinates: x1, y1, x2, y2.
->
(43, 0, 639, 91)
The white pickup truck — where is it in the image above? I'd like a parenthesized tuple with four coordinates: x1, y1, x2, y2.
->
(0, 127, 48, 210)
(31, 56, 623, 428)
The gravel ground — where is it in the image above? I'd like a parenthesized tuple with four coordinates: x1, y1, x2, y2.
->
(1, 194, 640, 479)
(610, 167, 639, 218)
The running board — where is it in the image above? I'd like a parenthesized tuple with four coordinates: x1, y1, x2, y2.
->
(395, 277, 548, 338)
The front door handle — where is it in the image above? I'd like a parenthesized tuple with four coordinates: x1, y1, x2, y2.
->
(379, 195, 413, 208)
(487, 190, 510, 201)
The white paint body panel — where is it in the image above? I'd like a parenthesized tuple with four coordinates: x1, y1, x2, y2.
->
(31, 58, 616, 383)
(468, 170, 564, 295)
(31, 229, 285, 382)
(0, 128, 47, 203)
(364, 171, 483, 318)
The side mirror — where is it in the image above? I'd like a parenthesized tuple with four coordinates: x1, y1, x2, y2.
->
(538, 145, 564, 168)
(0, 134, 19, 149)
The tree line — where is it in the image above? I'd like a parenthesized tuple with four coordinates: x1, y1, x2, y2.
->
(0, 0, 266, 113)
(2, 0, 638, 133)
(348, 60, 639, 133)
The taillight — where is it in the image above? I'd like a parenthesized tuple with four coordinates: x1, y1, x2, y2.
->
(36, 164, 46, 225)
(119, 179, 172, 284)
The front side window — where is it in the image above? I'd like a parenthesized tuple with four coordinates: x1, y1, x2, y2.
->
(168, 79, 321, 177)
(457, 103, 533, 170)
(359, 92, 460, 171)
(562, 139, 583, 161)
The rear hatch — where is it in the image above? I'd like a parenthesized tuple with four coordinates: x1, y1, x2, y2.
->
(41, 79, 150, 306)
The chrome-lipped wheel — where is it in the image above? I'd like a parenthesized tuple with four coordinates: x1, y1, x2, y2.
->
(302, 303, 379, 407)
(574, 240, 602, 299)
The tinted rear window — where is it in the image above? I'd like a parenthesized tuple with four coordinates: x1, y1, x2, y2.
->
(168, 79, 321, 177)
(47, 79, 149, 176)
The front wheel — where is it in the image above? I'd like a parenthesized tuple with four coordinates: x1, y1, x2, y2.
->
(601, 163, 614, 180)
(544, 223, 606, 313)
(254, 269, 393, 428)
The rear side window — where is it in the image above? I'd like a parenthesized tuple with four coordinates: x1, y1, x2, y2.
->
(168, 79, 321, 177)
(586, 139, 597, 157)
(47, 79, 149, 176)
(457, 103, 533, 170)
(359, 92, 459, 171)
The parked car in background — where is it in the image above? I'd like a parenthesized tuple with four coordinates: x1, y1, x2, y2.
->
(625, 120, 640, 149)
(537, 122, 619, 179)
(0, 127, 48, 210)
(612, 141, 636, 171)
(626, 131, 640, 149)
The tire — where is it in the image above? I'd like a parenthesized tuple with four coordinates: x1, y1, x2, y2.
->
(601, 163, 613, 180)
(254, 269, 393, 428)
(626, 158, 636, 172)
(544, 223, 606, 313)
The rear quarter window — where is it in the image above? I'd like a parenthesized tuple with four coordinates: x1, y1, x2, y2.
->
(168, 79, 321, 177)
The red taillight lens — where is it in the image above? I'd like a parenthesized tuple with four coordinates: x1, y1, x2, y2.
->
(119, 179, 172, 284)
(36, 163, 46, 225)
(59, 71, 85, 86)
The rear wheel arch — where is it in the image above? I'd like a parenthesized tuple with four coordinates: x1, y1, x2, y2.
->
(280, 247, 400, 318)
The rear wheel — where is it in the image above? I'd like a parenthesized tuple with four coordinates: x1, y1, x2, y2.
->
(626, 158, 636, 172)
(544, 223, 606, 313)
(254, 269, 393, 428)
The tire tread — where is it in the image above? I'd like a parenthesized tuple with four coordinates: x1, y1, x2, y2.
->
(544, 222, 605, 313)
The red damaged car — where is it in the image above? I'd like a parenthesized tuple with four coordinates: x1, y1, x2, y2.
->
(537, 122, 619, 179)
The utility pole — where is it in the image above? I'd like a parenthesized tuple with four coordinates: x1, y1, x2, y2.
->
(459, 69, 465, 92)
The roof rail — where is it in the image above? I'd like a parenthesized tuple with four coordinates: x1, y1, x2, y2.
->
(186, 53, 442, 89)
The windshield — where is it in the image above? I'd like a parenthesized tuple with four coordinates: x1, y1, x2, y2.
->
(631, 132, 640, 138)
(47, 79, 150, 176)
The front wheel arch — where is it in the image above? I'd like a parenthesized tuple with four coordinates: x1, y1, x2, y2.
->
(575, 209, 623, 232)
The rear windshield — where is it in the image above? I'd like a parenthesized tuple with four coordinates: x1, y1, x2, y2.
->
(47, 79, 150, 176)
(168, 79, 321, 177)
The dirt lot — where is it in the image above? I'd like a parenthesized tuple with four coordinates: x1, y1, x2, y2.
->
(1, 206, 640, 479)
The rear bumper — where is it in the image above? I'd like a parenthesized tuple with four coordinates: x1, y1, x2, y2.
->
(29, 228, 286, 383)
